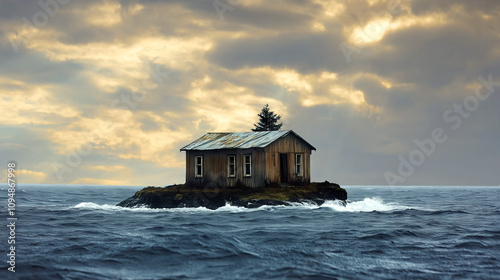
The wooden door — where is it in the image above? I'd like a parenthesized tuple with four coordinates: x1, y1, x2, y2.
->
(280, 153, 288, 184)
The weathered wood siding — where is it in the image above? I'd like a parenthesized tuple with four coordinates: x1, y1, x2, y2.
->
(185, 148, 266, 188)
(264, 134, 312, 185)
(185, 133, 314, 187)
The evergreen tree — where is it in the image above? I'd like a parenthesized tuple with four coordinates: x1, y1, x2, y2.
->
(252, 104, 283, 131)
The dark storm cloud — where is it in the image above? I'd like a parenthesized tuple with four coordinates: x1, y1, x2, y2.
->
(0, 51, 83, 85)
(409, 0, 500, 16)
(360, 22, 500, 89)
(207, 31, 346, 73)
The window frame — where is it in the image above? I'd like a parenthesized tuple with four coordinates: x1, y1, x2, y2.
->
(295, 153, 303, 177)
(227, 154, 236, 178)
(243, 154, 252, 177)
(194, 155, 203, 178)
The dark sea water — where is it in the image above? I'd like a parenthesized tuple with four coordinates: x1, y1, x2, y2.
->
(0, 185, 499, 280)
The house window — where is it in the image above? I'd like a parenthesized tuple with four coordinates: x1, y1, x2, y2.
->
(195, 156, 203, 178)
(244, 154, 252, 177)
(228, 155, 236, 177)
(295, 154, 303, 176)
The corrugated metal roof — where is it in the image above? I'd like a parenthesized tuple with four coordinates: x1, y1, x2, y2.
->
(180, 130, 316, 151)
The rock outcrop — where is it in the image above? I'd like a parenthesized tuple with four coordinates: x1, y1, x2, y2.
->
(117, 181, 347, 210)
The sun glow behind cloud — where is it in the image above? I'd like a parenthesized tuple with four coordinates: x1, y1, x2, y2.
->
(350, 18, 392, 45)
(348, 9, 450, 46)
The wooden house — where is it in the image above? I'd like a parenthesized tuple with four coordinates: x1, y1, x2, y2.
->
(180, 130, 316, 187)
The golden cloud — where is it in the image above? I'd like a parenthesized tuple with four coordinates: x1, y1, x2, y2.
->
(187, 75, 287, 132)
(16, 169, 47, 183)
(88, 165, 130, 172)
(0, 86, 80, 126)
(80, 0, 122, 27)
(71, 177, 129, 185)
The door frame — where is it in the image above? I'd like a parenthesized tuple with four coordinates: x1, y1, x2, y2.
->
(279, 153, 288, 184)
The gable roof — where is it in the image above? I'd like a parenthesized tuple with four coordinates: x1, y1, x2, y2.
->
(180, 130, 316, 151)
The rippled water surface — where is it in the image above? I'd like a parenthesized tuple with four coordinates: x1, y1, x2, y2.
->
(0, 185, 499, 279)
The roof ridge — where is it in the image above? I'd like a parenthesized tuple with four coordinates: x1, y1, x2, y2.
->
(207, 132, 231, 134)
(210, 130, 290, 134)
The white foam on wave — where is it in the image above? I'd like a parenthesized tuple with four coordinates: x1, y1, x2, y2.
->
(321, 197, 413, 212)
(73, 202, 252, 213)
(74, 202, 162, 212)
(73, 197, 414, 213)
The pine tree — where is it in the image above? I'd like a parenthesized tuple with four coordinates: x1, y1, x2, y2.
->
(252, 104, 283, 131)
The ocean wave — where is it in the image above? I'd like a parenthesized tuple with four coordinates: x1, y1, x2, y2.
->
(321, 197, 415, 212)
(74, 202, 280, 213)
(74, 197, 415, 213)
(74, 202, 172, 212)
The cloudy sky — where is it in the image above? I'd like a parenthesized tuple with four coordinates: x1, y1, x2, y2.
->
(0, 0, 499, 186)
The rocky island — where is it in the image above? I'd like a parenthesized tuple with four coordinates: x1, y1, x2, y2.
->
(118, 181, 347, 210)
